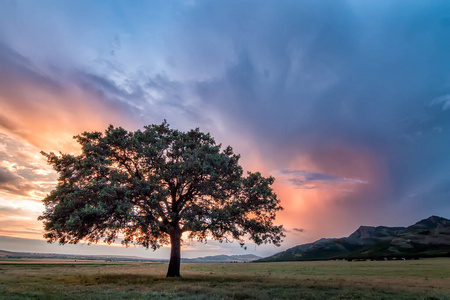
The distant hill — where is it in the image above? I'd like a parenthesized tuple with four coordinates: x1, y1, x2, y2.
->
(182, 254, 260, 263)
(0, 249, 260, 263)
(0, 250, 165, 262)
(258, 216, 450, 262)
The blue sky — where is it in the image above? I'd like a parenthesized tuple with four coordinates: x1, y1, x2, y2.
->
(0, 0, 449, 258)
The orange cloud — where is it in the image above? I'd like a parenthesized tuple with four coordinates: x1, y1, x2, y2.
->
(262, 143, 388, 247)
(0, 84, 135, 154)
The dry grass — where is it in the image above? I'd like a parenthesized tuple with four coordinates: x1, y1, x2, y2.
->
(0, 258, 449, 299)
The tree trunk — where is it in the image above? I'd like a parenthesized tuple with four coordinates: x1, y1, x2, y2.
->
(166, 231, 181, 277)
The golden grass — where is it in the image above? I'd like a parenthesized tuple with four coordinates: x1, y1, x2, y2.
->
(0, 258, 449, 299)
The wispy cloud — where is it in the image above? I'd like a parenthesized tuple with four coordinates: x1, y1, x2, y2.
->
(0, 132, 57, 200)
(277, 169, 366, 190)
(430, 94, 450, 111)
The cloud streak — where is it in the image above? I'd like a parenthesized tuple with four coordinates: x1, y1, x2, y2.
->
(277, 169, 366, 190)
(430, 94, 450, 111)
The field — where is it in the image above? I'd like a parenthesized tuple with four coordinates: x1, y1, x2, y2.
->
(0, 258, 449, 299)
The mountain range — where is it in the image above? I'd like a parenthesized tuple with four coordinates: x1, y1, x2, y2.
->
(0, 249, 259, 263)
(258, 216, 450, 262)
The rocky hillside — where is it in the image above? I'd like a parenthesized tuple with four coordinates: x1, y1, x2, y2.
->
(259, 216, 450, 262)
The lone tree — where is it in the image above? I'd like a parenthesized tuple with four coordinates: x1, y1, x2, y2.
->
(39, 122, 284, 277)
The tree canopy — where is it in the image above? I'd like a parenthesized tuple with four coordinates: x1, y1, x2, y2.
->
(39, 122, 284, 277)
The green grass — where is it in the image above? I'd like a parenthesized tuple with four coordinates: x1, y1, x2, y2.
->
(0, 258, 449, 299)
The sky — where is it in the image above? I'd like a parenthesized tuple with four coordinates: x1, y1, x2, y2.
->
(0, 0, 450, 259)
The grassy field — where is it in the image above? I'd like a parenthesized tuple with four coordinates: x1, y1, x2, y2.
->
(0, 258, 449, 299)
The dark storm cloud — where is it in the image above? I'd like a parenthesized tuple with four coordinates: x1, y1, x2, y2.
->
(191, 0, 450, 220)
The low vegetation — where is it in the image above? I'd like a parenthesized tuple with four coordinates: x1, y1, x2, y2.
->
(1, 258, 449, 299)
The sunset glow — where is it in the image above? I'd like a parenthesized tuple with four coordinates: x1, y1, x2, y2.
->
(1, 1, 449, 259)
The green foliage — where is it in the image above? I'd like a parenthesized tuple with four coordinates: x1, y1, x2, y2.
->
(39, 121, 284, 251)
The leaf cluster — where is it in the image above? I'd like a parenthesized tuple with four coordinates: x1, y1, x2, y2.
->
(39, 122, 284, 250)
